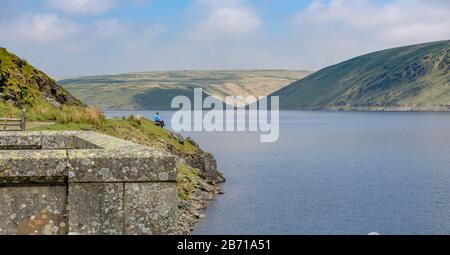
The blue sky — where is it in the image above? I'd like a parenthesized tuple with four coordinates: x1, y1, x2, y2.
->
(1, 0, 449, 78)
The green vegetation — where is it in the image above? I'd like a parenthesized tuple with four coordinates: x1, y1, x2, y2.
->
(0, 48, 81, 106)
(1, 47, 202, 201)
(0, 100, 20, 117)
(1, 47, 85, 120)
(272, 40, 450, 110)
(60, 70, 311, 110)
(177, 163, 200, 201)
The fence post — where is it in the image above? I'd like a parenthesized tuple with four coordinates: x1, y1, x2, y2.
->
(21, 109, 26, 131)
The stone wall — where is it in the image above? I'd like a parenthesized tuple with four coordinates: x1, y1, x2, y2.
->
(0, 131, 177, 235)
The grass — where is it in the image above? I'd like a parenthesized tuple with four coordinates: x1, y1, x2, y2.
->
(1, 98, 104, 126)
(1, 48, 50, 106)
(0, 101, 21, 117)
(177, 163, 199, 201)
(1, 47, 83, 120)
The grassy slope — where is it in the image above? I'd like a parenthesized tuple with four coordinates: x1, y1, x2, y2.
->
(60, 70, 311, 110)
(0, 47, 89, 121)
(272, 41, 450, 110)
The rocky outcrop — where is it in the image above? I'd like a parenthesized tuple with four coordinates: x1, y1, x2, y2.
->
(0, 47, 82, 108)
(164, 135, 225, 234)
(181, 151, 225, 183)
(177, 166, 223, 234)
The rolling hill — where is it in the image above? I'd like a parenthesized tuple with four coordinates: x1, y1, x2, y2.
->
(60, 70, 311, 110)
(271, 40, 450, 111)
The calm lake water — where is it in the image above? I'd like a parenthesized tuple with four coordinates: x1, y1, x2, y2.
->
(105, 111, 450, 235)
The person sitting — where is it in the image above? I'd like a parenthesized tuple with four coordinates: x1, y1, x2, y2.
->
(153, 112, 166, 128)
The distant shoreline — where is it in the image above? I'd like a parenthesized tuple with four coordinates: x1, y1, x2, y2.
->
(280, 106, 450, 113)
(101, 108, 450, 113)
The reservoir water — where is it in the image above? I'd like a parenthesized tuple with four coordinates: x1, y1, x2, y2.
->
(105, 111, 450, 235)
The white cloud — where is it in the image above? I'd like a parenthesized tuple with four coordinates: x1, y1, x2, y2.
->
(190, 0, 262, 38)
(297, 0, 450, 43)
(0, 11, 164, 77)
(45, 0, 119, 15)
(289, 0, 450, 69)
(2, 14, 81, 44)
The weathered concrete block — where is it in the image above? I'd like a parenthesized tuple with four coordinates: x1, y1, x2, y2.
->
(74, 132, 142, 150)
(0, 132, 42, 150)
(0, 150, 68, 183)
(125, 183, 177, 235)
(68, 183, 124, 235)
(40, 135, 76, 150)
(67, 149, 177, 183)
(0, 185, 67, 235)
(73, 137, 102, 150)
(128, 149, 178, 182)
(67, 150, 131, 182)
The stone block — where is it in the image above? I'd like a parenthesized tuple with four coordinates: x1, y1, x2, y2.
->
(67, 150, 135, 182)
(0, 185, 67, 235)
(0, 132, 42, 150)
(73, 137, 102, 150)
(68, 183, 124, 235)
(67, 149, 177, 183)
(73, 132, 141, 150)
(124, 183, 177, 235)
(0, 150, 68, 183)
(41, 135, 77, 150)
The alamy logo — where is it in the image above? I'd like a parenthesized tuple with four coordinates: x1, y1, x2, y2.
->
(170, 88, 280, 143)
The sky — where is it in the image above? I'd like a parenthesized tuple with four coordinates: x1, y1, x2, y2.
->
(0, 0, 449, 78)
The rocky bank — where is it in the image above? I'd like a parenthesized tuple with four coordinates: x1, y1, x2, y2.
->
(158, 132, 225, 234)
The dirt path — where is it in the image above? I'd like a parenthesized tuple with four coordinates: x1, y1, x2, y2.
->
(26, 121, 55, 130)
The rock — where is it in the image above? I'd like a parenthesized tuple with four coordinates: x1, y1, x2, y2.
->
(168, 132, 185, 145)
(201, 152, 226, 183)
(1, 93, 16, 101)
(185, 137, 199, 148)
(190, 209, 200, 218)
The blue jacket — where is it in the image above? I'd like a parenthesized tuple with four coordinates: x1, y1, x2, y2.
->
(153, 114, 160, 122)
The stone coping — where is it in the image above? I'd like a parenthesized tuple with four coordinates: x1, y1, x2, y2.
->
(0, 131, 177, 183)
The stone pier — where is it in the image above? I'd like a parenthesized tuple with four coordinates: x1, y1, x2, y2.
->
(0, 131, 177, 235)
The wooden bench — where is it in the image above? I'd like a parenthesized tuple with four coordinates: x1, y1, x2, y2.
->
(0, 109, 26, 131)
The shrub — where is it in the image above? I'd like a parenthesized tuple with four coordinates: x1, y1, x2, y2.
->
(127, 114, 143, 126)
(57, 106, 105, 126)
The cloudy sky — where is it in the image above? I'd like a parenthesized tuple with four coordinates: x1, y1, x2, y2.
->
(1, 0, 449, 78)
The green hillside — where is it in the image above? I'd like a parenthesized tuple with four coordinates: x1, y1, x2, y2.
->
(0, 47, 86, 120)
(272, 41, 450, 111)
(60, 70, 310, 110)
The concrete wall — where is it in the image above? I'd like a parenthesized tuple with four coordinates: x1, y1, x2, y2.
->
(0, 131, 177, 235)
